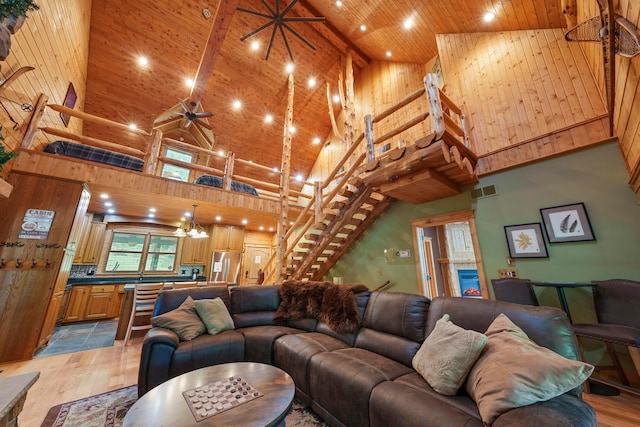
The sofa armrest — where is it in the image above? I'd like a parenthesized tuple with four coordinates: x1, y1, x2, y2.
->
(137, 327, 180, 397)
(492, 393, 596, 427)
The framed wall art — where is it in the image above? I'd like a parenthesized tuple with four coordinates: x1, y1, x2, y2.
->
(540, 202, 595, 243)
(60, 82, 77, 127)
(504, 223, 548, 258)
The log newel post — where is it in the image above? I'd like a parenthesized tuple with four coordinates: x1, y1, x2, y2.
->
(223, 152, 235, 191)
(276, 73, 295, 284)
(144, 129, 163, 175)
(425, 73, 444, 138)
(364, 114, 375, 162)
(314, 181, 322, 224)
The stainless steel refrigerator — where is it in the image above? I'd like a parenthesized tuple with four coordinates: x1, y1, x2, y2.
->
(209, 251, 242, 285)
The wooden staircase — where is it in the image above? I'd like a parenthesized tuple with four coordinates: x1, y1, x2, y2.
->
(289, 178, 393, 280)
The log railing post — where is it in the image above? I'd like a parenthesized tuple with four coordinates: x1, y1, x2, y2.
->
(425, 73, 444, 137)
(144, 130, 163, 175)
(314, 181, 322, 224)
(364, 114, 375, 163)
(223, 152, 235, 191)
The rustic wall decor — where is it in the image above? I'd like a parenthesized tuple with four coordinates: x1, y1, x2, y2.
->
(540, 202, 596, 243)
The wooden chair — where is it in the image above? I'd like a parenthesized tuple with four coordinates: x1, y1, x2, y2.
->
(172, 281, 198, 289)
(572, 279, 640, 391)
(490, 278, 539, 306)
(123, 282, 165, 346)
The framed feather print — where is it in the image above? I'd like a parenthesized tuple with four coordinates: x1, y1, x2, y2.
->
(540, 203, 596, 243)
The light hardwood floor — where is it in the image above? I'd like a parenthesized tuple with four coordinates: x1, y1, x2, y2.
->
(1, 339, 640, 427)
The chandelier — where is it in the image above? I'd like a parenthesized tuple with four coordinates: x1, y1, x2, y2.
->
(173, 204, 209, 239)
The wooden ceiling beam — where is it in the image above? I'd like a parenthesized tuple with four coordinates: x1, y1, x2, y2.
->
(297, 0, 369, 68)
(187, 0, 242, 110)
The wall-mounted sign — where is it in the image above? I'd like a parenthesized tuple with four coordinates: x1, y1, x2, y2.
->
(19, 209, 55, 240)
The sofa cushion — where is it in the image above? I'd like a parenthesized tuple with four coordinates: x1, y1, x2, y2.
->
(236, 325, 304, 364)
(274, 332, 350, 402)
(412, 314, 487, 395)
(154, 287, 230, 316)
(151, 296, 205, 341)
(168, 330, 244, 378)
(310, 347, 413, 427)
(370, 379, 483, 427)
(194, 298, 234, 335)
(230, 285, 280, 327)
(465, 314, 594, 425)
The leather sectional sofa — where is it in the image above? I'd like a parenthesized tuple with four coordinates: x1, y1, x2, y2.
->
(138, 285, 596, 427)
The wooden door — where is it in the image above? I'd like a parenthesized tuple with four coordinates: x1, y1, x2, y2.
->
(243, 245, 271, 285)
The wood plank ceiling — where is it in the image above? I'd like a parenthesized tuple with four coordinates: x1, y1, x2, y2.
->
(82, 0, 565, 225)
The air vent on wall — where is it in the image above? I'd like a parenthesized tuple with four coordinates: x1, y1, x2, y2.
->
(471, 185, 498, 199)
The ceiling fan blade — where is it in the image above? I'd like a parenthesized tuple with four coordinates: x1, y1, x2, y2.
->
(178, 98, 191, 113)
(195, 111, 213, 119)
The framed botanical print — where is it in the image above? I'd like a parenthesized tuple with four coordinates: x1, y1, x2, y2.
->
(504, 223, 548, 258)
(540, 202, 595, 243)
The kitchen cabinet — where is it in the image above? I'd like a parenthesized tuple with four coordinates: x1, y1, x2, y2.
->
(212, 225, 244, 251)
(72, 213, 93, 263)
(63, 284, 123, 323)
(64, 286, 91, 322)
(82, 222, 107, 264)
(180, 236, 209, 264)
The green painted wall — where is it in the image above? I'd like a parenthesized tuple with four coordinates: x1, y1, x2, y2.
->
(327, 142, 640, 312)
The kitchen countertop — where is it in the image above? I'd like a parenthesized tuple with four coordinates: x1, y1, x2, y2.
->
(67, 276, 207, 286)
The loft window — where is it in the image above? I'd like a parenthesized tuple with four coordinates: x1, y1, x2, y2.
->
(161, 148, 193, 181)
(105, 232, 178, 273)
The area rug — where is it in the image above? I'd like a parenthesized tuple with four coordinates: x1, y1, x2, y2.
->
(41, 385, 328, 427)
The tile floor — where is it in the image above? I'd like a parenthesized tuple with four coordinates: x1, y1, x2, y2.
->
(34, 319, 118, 358)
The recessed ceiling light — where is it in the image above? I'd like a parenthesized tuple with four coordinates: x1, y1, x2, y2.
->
(403, 18, 414, 30)
(273, 167, 279, 172)
(242, 219, 248, 225)
(251, 41, 260, 51)
(295, 174, 303, 182)
(107, 208, 115, 214)
(232, 99, 242, 110)
(104, 202, 113, 207)
(285, 63, 295, 73)
(100, 193, 109, 199)
(483, 11, 496, 22)
(184, 212, 192, 218)
(332, 94, 340, 103)
(259, 226, 264, 231)
(148, 213, 155, 218)
(313, 137, 321, 144)
(215, 215, 222, 221)
(137, 56, 149, 67)
(336, 1, 343, 7)
(185, 78, 194, 88)
(149, 208, 156, 213)
(308, 77, 316, 87)
(269, 227, 274, 232)
(128, 123, 137, 130)
(360, 24, 366, 31)
(265, 114, 274, 123)
(289, 126, 296, 134)
(218, 150, 225, 157)
(386, 51, 392, 57)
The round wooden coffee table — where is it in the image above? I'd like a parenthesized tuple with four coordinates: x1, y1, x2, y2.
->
(123, 362, 294, 427)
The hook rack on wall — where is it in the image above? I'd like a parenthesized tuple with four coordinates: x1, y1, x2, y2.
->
(0, 259, 53, 270)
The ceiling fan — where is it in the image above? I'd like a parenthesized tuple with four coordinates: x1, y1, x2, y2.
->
(175, 98, 213, 129)
(564, 0, 640, 136)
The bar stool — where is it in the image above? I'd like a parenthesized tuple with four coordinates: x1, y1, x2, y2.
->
(172, 281, 198, 289)
(123, 282, 165, 346)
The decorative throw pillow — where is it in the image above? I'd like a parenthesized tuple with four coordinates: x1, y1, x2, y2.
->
(412, 314, 487, 395)
(465, 313, 594, 425)
(194, 298, 235, 335)
(151, 296, 205, 341)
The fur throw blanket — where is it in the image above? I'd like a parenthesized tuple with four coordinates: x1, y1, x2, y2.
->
(274, 280, 370, 334)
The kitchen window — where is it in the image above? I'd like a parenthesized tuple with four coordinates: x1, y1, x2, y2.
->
(104, 232, 178, 273)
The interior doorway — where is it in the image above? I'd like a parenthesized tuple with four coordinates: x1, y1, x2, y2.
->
(411, 210, 488, 299)
(242, 244, 272, 285)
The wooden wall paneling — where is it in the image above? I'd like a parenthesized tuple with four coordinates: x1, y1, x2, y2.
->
(2, 0, 90, 150)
